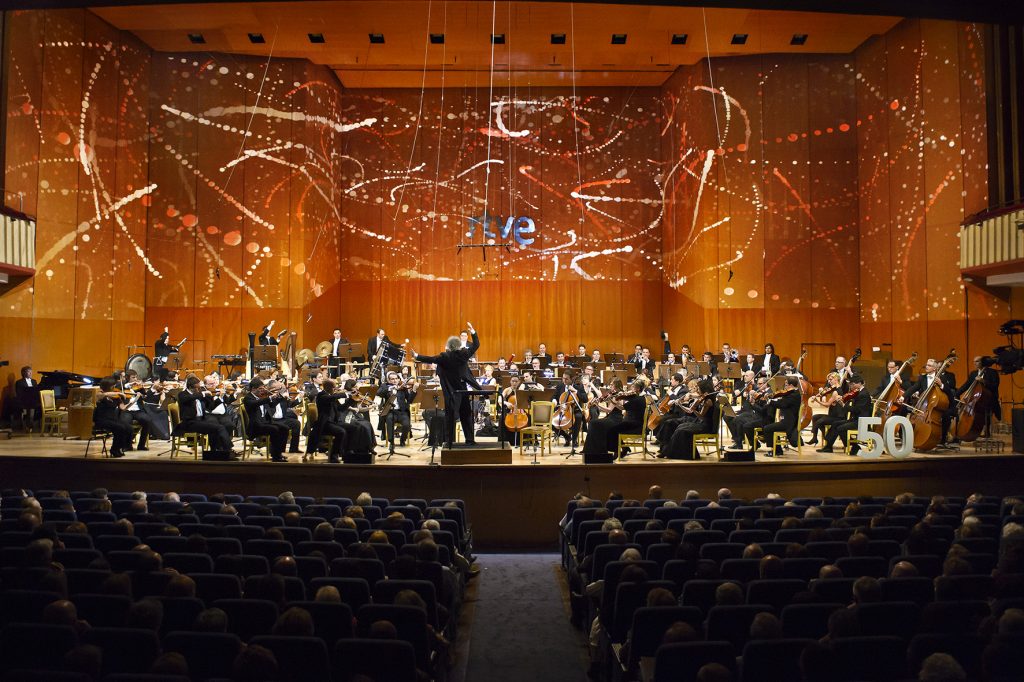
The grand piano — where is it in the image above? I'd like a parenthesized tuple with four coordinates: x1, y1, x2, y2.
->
(38, 370, 103, 401)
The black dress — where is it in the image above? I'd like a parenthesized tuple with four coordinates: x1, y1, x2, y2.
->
(338, 396, 376, 457)
(93, 395, 132, 456)
(582, 394, 646, 456)
(665, 394, 718, 460)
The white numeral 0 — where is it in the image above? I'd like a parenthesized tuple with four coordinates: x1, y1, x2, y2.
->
(855, 416, 914, 459)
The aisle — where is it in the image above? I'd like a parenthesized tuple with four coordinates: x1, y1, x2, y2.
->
(462, 554, 590, 682)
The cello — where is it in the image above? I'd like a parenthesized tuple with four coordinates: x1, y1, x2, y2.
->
(872, 352, 917, 431)
(502, 384, 529, 432)
(955, 363, 996, 442)
(552, 384, 580, 435)
(910, 349, 957, 451)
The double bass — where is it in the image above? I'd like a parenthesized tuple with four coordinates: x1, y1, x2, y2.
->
(910, 349, 957, 451)
(794, 349, 814, 430)
(872, 352, 918, 430)
(955, 364, 996, 443)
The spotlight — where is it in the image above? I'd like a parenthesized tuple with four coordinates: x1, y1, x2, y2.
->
(551, 33, 566, 45)
(247, 33, 265, 44)
(430, 33, 445, 44)
(308, 33, 326, 44)
(731, 34, 748, 45)
(790, 34, 808, 46)
(611, 33, 627, 45)
(491, 33, 505, 44)
(187, 33, 206, 44)
(671, 33, 688, 45)
(367, 33, 383, 44)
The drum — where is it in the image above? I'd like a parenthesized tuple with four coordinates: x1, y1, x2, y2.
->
(125, 353, 153, 380)
(381, 342, 406, 365)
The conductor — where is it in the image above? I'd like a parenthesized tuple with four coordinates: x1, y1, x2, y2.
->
(411, 322, 481, 447)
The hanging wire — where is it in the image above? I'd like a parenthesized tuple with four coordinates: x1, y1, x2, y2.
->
(569, 3, 585, 238)
(392, 0, 433, 224)
(481, 0, 498, 231)
(427, 1, 448, 273)
(701, 7, 734, 280)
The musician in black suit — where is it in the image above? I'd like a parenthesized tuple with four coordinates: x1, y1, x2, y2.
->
(268, 381, 304, 454)
(552, 370, 587, 448)
(93, 379, 133, 458)
(816, 375, 872, 456)
(905, 358, 957, 446)
(536, 343, 552, 363)
(123, 382, 168, 450)
(376, 371, 419, 453)
(200, 375, 239, 439)
(412, 322, 481, 447)
(634, 348, 655, 377)
(154, 328, 179, 380)
(241, 378, 289, 461)
(258, 320, 286, 346)
(367, 328, 390, 362)
(957, 356, 1001, 437)
(726, 374, 770, 448)
(757, 343, 782, 377)
(745, 376, 802, 457)
(14, 366, 39, 431)
(654, 373, 692, 448)
(174, 375, 234, 454)
(741, 353, 759, 375)
(309, 379, 347, 463)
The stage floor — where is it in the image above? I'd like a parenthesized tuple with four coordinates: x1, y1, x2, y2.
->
(0, 424, 1012, 465)
(2, 424, 1020, 549)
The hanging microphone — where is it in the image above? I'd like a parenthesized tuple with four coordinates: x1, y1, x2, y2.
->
(728, 269, 734, 281)
(215, 267, 221, 279)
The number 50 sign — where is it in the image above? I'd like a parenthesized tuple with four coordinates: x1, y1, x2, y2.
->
(855, 416, 915, 459)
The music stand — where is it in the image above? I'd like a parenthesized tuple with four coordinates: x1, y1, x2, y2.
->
(769, 375, 788, 392)
(657, 363, 683, 383)
(720, 362, 743, 380)
(603, 369, 633, 387)
(416, 389, 444, 465)
(687, 361, 712, 378)
(605, 353, 624, 363)
(330, 343, 363, 378)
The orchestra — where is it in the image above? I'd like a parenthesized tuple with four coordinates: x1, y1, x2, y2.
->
(24, 324, 977, 464)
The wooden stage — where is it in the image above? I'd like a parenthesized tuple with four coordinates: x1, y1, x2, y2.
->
(1, 430, 1022, 549)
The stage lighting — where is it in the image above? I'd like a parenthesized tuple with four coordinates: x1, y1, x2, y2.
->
(671, 34, 688, 45)
(248, 33, 265, 44)
(791, 34, 808, 45)
(491, 34, 505, 44)
(430, 33, 445, 44)
(731, 34, 748, 45)
(367, 33, 383, 44)
(187, 33, 206, 44)
(611, 34, 627, 45)
(551, 33, 566, 45)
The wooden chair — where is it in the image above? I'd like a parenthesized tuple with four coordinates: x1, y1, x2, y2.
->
(39, 389, 66, 436)
(618, 403, 652, 460)
(693, 401, 724, 460)
(519, 401, 555, 458)
(238, 407, 271, 461)
(168, 402, 209, 460)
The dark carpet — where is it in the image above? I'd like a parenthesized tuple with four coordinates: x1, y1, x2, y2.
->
(463, 553, 590, 682)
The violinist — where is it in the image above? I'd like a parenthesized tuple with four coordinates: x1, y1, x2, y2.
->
(806, 356, 849, 446)
(93, 378, 134, 458)
(376, 371, 419, 453)
(905, 358, 957, 447)
(583, 377, 648, 460)
(124, 380, 170, 449)
(580, 373, 603, 422)
(956, 356, 1001, 437)
(177, 375, 235, 456)
(202, 375, 240, 438)
(304, 371, 325, 401)
(653, 373, 691, 449)
(309, 378, 347, 463)
(725, 373, 768, 448)
(337, 378, 377, 460)
(269, 380, 304, 454)
(242, 378, 289, 462)
(553, 371, 587, 448)
(816, 374, 871, 455)
(738, 376, 801, 457)
(662, 378, 718, 460)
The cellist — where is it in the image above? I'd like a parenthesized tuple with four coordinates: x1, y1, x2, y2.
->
(905, 358, 958, 447)
(499, 375, 525, 446)
(553, 371, 586, 448)
(956, 356, 1001, 438)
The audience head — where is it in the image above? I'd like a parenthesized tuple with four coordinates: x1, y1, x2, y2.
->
(232, 644, 278, 682)
(918, 652, 966, 682)
(272, 606, 314, 637)
(193, 608, 228, 632)
(749, 612, 782, 640)
(852, 576, 882, 604)
(715, 582, 744, 606)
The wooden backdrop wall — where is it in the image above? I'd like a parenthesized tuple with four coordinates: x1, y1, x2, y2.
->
(1, 10, 1010, 399)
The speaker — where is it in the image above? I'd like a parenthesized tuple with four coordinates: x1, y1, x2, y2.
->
(723, 449, 755, 462)
(1012, 407, 1024, 453)
(342, 450, 376, 464)
(583, 451, 616, 464)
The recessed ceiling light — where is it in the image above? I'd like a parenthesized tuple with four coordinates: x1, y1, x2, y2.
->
(309, 33, 326, 44)
(491, 33, 505, 44)
(430, 33, 445, 44)
(367, 33, 383, 44)
(187, 33, 205, 44)
(790, 33, 808, 45)
(611, 34, 627, 45)
(731, 34, 748, 45)
(671, 33, 688, 45)
(551, 33, 566, 45)
(247, 33, 265, 44)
